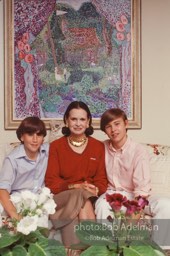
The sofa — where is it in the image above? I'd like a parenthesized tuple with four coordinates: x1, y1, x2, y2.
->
(0, 140, 170, 252)
(0, 141, 169, 197)
(142, 143, 170, 198)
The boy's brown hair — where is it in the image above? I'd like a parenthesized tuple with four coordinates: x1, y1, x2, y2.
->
(100, 108, 128, 132)
(16, 116, 46, 142)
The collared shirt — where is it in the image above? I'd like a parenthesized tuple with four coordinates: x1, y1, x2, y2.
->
(104, 137, 151, 197)
(0, 143, 49, 193)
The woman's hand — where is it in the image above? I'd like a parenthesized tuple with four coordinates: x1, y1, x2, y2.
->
(68, 181, 99, 196)
(82, 181, 99, 196)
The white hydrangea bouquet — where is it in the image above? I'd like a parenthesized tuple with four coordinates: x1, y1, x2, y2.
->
(0, 187, 66, 256)
(10, 187, 56, 234)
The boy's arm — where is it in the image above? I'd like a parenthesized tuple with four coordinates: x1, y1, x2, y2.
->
(0, 189, 20, 220)
(133, 147, 152, 198)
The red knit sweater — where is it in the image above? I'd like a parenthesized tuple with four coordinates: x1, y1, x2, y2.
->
(45, 136, 108, 195)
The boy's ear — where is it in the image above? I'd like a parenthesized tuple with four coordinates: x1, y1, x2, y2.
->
(125, 120, 128, 128)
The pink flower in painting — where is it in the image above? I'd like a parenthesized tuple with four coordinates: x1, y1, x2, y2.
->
(25, 54, 34, 63)
(116, 32, 125, 41)
(17, 32, 35, 66)
(126, 32, 131, 41)
(18, 51, 25, 60)
(116, 21, 125, 32)
(17, 40, 25, 51)
(120, 15, 128, 25)
(24, 44, 31, 53)
(22, 32, 30, 44)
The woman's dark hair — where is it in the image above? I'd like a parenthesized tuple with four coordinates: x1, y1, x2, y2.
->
(62, 101, 94, 136)
(100, 108, 128, 132)
(16, 116, 47, 142)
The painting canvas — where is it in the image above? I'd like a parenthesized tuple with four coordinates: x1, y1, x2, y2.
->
(4, 0, 141, 129)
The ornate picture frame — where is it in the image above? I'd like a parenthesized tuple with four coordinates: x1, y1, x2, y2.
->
(4, 0, 141, 129)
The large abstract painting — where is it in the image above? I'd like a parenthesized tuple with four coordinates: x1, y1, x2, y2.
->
(4, 0, 141, 129)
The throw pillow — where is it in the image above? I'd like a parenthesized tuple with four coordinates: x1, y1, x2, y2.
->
(49, 120, 63, 143)
(143, 144, 170, 197)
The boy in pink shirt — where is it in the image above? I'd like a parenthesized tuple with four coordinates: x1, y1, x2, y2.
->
(95, 108, 170, 248)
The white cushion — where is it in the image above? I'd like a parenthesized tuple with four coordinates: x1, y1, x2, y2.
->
(48, 120, 63, 143)
(0, 143, 14, 169)
(143, 144, 170, 196)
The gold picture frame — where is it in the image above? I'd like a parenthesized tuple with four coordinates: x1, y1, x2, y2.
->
(4, 0, 141, 129)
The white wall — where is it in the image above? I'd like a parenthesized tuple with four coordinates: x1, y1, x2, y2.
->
(1, 0, 170, 145)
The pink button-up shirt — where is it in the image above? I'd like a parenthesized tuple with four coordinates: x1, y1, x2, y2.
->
(104, 137, 151, 197)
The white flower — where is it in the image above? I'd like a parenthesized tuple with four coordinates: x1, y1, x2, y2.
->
(10, 192, 21, 204)
(37, 215, 49, 228)
(10, 193, 23, 212)
(0, 218, 2, 228)
(20, 191, 38, 211)
(8, 221, 13, 228)
(20, 190, 37, 201)
(35, 208, 43, 216)
(17, 216, 38, 235)
(37, 187, 52, 205)
(41, 187, 51, 196)
(9, 187, 56, 235)
(37, 192, 48, 205)
(42, 198, 56, 214)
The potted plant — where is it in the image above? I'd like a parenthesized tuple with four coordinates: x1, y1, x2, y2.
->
(75, 193, 166, 256)
(0, 187, 66, 256)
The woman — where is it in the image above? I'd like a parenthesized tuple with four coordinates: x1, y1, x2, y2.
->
(45, 101, 107, 248)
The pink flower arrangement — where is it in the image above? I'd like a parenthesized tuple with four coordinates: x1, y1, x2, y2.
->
(106, 193, 127, 213)
(75, 193, 164, 256)
(106, 193, 149, 220)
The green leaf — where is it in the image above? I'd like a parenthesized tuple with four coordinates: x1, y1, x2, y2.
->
(149, 240, 165, 254)
(125, 222, 151, 242)
(13, 245, 27, 256)
(0, 227, 21, 249)
(0, 248, 12, 256)
(123, 244, 158, 256)
(28, 239, 66, 256)
(0, 227, 66, 256)
(81, 245, 117, 256)
(45, 239, 66, 256)
(76, 221, 114, 246)
(22, 228, 49, 246)
(154, 250, 166, 256)
(28, 243, 47, 256)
